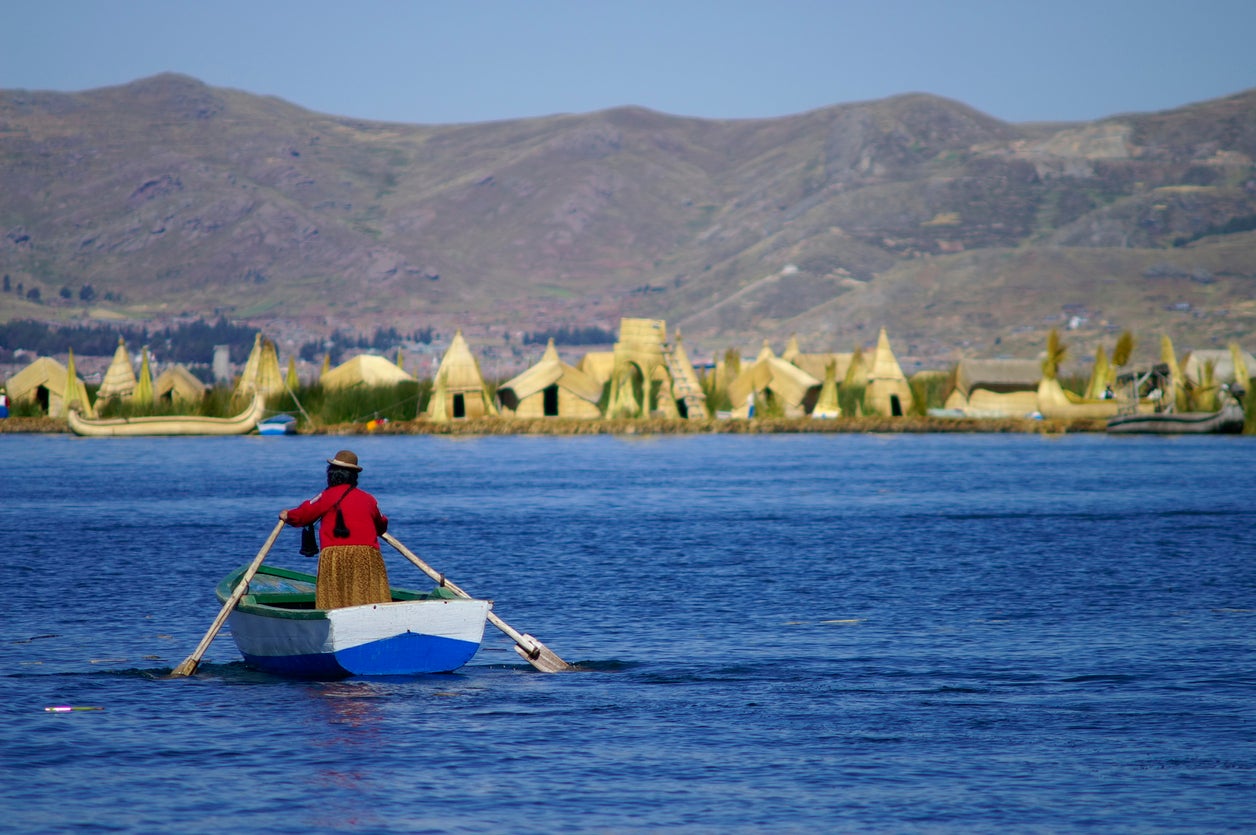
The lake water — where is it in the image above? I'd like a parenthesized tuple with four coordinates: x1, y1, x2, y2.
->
(1, 432, 1253, 833)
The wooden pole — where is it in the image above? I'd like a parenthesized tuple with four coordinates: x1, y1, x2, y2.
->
(170, 520, 286, 677)
(382, 533, 573, 673)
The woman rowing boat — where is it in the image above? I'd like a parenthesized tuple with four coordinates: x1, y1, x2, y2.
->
(279, 449, 391, 609)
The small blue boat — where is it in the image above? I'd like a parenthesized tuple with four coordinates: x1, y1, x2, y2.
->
(217, 564, 490, 678)
(257, 413, 298, 435)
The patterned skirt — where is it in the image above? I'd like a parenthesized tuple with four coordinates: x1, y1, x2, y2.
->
(316, 545, 391, 610)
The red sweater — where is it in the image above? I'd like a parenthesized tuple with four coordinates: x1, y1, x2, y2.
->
(284, 484, 388, 548)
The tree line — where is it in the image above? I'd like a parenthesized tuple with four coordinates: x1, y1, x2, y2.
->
(1, 318, 443, 367)
(522, 325, 616, 346)
(297, 326, 435, 364)
(0, 317, 259, 363)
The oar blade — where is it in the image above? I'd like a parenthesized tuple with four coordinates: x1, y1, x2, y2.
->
(384, 533, 574, 673)
(170, 656, 200, 678)
(514, 633, 574, 673)
(169, 519, 286, 678)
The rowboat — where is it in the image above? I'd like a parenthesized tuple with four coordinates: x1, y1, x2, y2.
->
(1106, 402, 1246, 435)
(257, 413, 298, 435)
(68, 393, 265, 437)
(217, 563, 490, 677)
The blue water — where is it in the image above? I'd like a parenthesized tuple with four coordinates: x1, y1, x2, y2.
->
(2, 432, 1253, 833)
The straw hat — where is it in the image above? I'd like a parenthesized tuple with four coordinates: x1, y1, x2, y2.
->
(327, 450, 362, 471)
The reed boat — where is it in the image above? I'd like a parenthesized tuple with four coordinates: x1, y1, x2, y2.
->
(1106, 402, 1246, 435)
(68, 394, 265, 437)
(217, 563, 490, 677)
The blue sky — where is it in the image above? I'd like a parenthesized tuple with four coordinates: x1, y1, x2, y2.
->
(3, 0, 1254, 125)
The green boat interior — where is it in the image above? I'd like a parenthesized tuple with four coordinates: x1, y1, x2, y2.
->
(230, 564, 461, 610)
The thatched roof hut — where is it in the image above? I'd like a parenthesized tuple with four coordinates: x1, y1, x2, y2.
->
(498, 340, 603, 418)
(665, 331, 708, 419)
(5, 353, 95, 417)
(134, 348, 153, 405)
(944, 356, 1042, 416)
(154, 364, 208, 405)
(865, 328, 913, 417)
(781, 335, 802, 364)
(778, 334, 859, 381)
(727, 341, 821, 418)
(1183, 348, 1256, 386)
(811, 360, 841, 418)
(944, 387, 1040, 417)
(321, 354, 418, 391)
(423, 330, 497, 420)
(791, 352, 855, 384)
(233, 334, 285, 401)
(606, 318, 671, 418)
(96, 337, 137, 402)
(953, 358, 1042, 398)
(578, 352, 615, 385)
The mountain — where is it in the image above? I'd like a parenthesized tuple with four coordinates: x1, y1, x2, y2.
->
(1, 73, 1254, 366)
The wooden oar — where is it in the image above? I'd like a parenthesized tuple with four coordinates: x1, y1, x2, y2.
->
(382, 533, 573, 673)
(170, 519, 286, 678)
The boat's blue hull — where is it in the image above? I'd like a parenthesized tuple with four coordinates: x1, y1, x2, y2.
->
(238, 629, 484, 678)
(257, 414, 297, 435)
(217, 565, 489, 678)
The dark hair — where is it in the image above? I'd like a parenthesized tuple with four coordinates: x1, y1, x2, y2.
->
(326, 465, 359, 488)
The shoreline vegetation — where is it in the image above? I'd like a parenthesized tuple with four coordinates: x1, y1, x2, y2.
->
(2, 414, 1107, 436)
(7, 324, 1251, 434)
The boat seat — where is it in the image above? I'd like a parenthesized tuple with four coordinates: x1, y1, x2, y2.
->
(243, 589, 460, 607)
(427, 586, 459, 600)
(245, 592, 317, 608)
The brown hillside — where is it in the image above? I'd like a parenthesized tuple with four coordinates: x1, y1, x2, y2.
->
(1, 74, 1253, 366)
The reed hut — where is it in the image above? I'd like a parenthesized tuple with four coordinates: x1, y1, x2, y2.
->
(953, 358, 1042, 399)
(784, 336, 855, 414)
(605, 319, 669, 418)
(96, 337, 137, 402)
(781, 335, 802, 364)
(134, 348, 154, 406)
(864, 329, 913, 417)
(844, 348, 870, 389)
(790, 351, 855, 385)
(578, 352, 615, 386)
(601, 318, 705, 418)
(1183, 348, 1256, 387)
(498, 340, 603, 418)
(422, 330, 497, 420)
(4, 353, 95, 417)
(154, 364, 208, 405)
(811, 360, 842, 418)
(233, 334, 285, 401)
(727, 341, 822, 418)
(666, 330, 708, 419)
(321, 353, 418, 391)
(944, 357, 1042, 416)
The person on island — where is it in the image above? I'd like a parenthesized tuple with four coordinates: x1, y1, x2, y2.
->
(280, 449, 391, 610)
